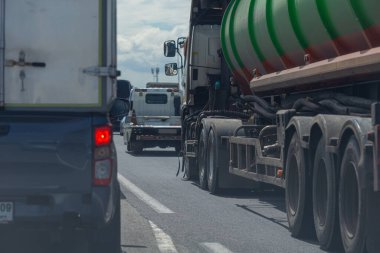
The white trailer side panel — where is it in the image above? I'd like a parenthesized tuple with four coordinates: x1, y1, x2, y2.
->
(2, 0, 116, 111)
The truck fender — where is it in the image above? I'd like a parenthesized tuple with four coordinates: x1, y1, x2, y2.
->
(336, 117, 372, 186)
(286, 116, 313, 150)
(338, 117, 372, 158)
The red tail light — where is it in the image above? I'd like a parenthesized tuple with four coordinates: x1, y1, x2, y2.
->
(93, 125, 113, 186)
(95, 126, 111, 146)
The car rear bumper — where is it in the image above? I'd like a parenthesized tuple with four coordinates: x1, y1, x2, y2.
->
(0, 186, 118, 230)
(129, 126, 181, 140)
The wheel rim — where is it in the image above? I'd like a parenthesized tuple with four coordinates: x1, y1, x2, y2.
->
(208, 133, 215, 182)
(342, 161, 359, 239)
(199, 136, 206, 180)
(315, 159, 328, 226)
(288, 154, 300, 216)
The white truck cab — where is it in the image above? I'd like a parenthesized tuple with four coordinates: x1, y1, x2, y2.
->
(123, 87, 182, 153)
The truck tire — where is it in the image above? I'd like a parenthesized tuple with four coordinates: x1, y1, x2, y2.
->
(90, 189, 121, 253)
(207, 128, 219, 194)
(285, 132, 313, 238)
(126, 141, 132, 152)
(339, 136, 366, 253)
(134, 146, 143, 153)
(312, 138, 340, 250)
(130, 142, 143, 153)
(198, 127, 209, 190)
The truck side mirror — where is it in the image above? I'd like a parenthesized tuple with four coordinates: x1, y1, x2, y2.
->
(164, 40, 176, 57)
(109, 98, 129, 118)
(165, 63, 178, 76)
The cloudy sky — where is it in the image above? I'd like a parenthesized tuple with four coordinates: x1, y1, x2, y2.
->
(117, 0, 191, 88)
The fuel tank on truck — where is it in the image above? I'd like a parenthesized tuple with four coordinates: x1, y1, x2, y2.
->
(221, 0, 380, 94)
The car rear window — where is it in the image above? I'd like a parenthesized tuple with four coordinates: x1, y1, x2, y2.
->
(145, 94, 168, 104)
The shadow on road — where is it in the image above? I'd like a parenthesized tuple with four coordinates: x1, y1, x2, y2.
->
(121, 244, 148, 249)
(128, 150, 179, 158)
(190, 181, 285, 202)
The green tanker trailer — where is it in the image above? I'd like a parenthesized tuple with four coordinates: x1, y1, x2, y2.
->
(222, 0, 380, 93)
(164, 0, 380, 252)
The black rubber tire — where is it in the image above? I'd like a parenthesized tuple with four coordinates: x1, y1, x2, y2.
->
(90, 189, 121, 253)
(207, 129, 219, 194)
(131, 142, 143, 153)
(285, 132, 314, 238)
(198, 127, 208, 190)
(339, 136, 366, 253)
(126, 141, 132, 152)
(312, 138, 341, 250)
(134, 146, 143, 153)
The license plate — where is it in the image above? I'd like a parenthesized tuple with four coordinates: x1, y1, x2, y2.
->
(158, 129, 177, 134)
(0, 202, 13, 223)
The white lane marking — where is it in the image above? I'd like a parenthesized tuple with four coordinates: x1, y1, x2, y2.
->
(149, 221, 179, 253)
(118, 173, 174, 214)
(200, 242, 235, 253)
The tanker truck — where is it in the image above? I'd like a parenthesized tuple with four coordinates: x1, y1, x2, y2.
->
(164, 0, 380, 252)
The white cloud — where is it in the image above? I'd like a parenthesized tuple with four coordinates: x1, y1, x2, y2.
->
(117, 0, 190, 87)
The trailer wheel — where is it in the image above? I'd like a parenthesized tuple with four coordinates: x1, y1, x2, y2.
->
(130, 142, 143, 153)
(198, 127, 208, 190)
(312, 138, 340, 250)
(339, 136, 366, 253)
(134, 145, 143, 153)
(285, 132, 313, 238)
(207, 129, 219, 194)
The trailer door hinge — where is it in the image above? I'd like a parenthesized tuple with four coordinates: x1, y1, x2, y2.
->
(83, 66, 121, 78)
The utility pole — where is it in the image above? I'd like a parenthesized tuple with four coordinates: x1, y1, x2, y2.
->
(151, 67, 159, 82)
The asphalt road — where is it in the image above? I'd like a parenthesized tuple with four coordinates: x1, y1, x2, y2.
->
(115, 135, 330, 253)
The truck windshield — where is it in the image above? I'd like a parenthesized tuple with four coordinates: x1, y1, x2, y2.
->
(145, 94, 168, 104)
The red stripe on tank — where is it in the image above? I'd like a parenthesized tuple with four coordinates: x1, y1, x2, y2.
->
(232, 69, 253, 95)
(232, 24, 380, 93)
(364, 24, 380, 48)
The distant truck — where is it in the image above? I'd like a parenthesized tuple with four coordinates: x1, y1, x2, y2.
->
(0, 1, 120, 251)
(164, 1, 380, 253)
(123, 87, 182, 152)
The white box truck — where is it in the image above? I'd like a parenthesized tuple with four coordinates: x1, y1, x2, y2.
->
(0, 1, 122, 252)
